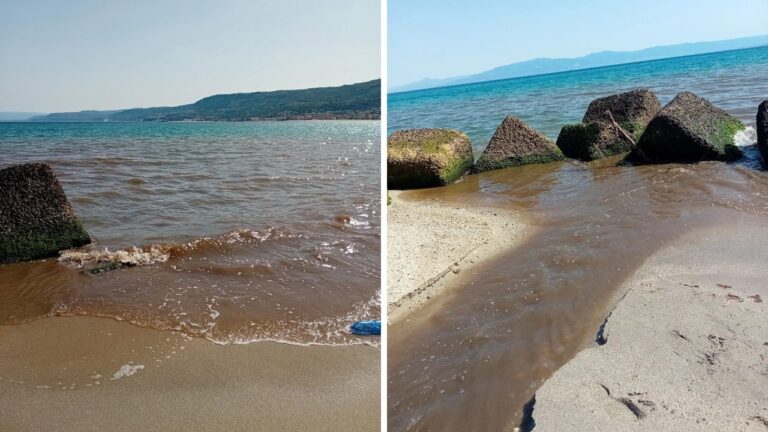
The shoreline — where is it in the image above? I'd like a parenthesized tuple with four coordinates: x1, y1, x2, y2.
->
(0, 316, 380, 432)
(532, 221, 768, 431)
(387, 190, 530, 322)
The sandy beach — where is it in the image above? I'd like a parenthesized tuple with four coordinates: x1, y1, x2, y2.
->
(0, 316, 380, 432)
(533, 222, 768, 431)
(387, 190, 528, 320)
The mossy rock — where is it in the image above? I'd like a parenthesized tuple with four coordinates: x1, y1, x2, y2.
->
(582, 89, 661, 125)
(474, 116, 564, 173)
(626, 92, 745, 164)
(556, 89, 660, 161)
(556, 121, 646, 161)
(556, 123, 601, 161)
(387, 128, 474, 189)
(0, 163, 91, 264)
(757, 100, 768, 162)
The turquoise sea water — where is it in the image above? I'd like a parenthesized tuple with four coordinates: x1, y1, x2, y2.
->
(389, 46, 768, 151)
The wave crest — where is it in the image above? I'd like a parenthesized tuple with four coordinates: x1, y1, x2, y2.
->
(58, 227, 305, 269)
(734, 126, 757, 147)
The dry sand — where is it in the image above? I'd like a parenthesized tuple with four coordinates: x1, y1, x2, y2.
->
(0, 316, 379, 432)
(532, 222, 768, 431)
(387, 190, 528, 321)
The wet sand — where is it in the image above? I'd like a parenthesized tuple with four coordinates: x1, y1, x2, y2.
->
(0, 316, 380, 432)
(387, 190, 528, 320)
(534, 223, 768, 431)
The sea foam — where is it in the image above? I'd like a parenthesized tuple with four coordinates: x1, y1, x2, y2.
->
(59, 246, 171, 268)
(110, 364, 144, 380)
(734, 126, 757, 147)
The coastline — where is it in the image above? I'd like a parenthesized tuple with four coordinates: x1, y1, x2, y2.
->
(387, 190, 530, 321)
(0, 316, 380, 432)
(532, 221, 768, 431)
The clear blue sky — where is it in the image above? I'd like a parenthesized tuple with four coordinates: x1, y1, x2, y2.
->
(389, 0, 768, 88)
(0, 0, 380, 112)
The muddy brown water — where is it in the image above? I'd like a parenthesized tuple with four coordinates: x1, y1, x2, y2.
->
(0, 121, 380, 346)
(388, 152, 768, 431)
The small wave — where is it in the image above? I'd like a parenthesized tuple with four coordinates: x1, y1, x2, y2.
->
(60, 245, 172, 268)
(66, 293, 381, 347)
(734, 126, 757, 147)
(331, 214, 370, 229)
(348, 217, 369, 227)
(199, 292, 381, 347)
(174, 227, 305, 256)
(58, 227, 306, 270)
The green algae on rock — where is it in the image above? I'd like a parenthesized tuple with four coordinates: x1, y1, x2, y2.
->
(626, 91, 745, 164)
(556, 122, 602, 161)
(556, 89, 661, 161)
(0, 163, 91, 264)
(474, 116, 564, 173)
(387, 128, 474, 189)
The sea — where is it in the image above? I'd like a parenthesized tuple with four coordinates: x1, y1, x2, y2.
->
(389, 46, 768, 150)
(0, 120, 380, 346)
(388, 46, 768, 431)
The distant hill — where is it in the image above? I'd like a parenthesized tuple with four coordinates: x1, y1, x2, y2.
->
(0, 112, 47, 121)
(391, 35, 768, 93)
(30, 80, 380, 122)
(33, 110, 122, 122)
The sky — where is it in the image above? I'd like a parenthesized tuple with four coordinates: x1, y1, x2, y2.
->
(0, 0, 380, 112)
(389, 0, 768, 88)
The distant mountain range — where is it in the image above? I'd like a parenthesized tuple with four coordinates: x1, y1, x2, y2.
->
(0, 112, 47, 121)
(28, 80, 380, 122)
(391, 35, 768, 93)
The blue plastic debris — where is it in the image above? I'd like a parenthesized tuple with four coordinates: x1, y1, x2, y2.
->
(350, 320, 381, 336)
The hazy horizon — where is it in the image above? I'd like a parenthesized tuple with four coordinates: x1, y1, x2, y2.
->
(389, 0, 768, 88)
(0, 0, 380, 112)
(388, 37, 768, 93)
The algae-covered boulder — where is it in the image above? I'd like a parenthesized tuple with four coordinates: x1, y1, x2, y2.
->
(758, 100, 768, 162)
(387, 128, 474, 189)
(556, 122, 619, 161)
(626, 92, 744, 164)
(556, 89, 661, 161)
(582, 89, 661, 125)
(0, 163, 91, 264)
(474, 116, 563, 172)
